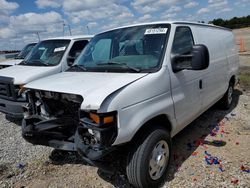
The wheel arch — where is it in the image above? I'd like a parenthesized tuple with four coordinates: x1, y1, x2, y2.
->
(229, 75, 236, 86)
(130, 114, 172, 143)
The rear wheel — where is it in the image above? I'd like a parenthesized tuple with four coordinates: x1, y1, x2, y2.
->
(220, 82, 234, 110)
(126, 128, 171, 188)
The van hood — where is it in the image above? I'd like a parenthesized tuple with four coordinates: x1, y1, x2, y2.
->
(0, 65, 60, 85)
(25, 71, 148, 110)
(0, 59, 23, 66)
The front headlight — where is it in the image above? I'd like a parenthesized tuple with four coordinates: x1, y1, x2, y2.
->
(18, 85, 25, 96)
(89, 112, 114, 124)
(79, 111, 118, 146)
(80, 111, 116, 127)
(15, 85, 26, 100)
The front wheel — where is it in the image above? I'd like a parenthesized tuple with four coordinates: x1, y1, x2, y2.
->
(126, 128, 171, 188)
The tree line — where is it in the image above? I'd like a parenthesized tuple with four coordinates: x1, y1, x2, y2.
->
(209, 15, 250, 29)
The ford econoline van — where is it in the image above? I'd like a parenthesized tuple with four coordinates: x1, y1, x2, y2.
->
(0, 35, 92, 119)
(22, 22, 238, 188)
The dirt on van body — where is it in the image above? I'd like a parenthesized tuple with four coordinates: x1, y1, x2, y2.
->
(1, 29, 250, 188)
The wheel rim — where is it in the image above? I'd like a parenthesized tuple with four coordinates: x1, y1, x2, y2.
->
(228, 86, 233, 105)
(149, 140, 169, 180)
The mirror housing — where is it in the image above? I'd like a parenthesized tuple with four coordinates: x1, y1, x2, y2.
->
(172, 44, 209, 73)
(67, 56, 75, 66)
(67, 51, 82, 66)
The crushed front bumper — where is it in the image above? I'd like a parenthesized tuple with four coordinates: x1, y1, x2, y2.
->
(22, 116, 77, 151)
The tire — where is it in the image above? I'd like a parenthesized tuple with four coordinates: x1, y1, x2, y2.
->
(126, 128, 171, 188)
(220, 82, 234, 110)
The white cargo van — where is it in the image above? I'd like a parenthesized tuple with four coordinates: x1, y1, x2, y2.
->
(22, 22, 238, 188)
(0, 35, 92, 118)
(0, 43, 36, 69)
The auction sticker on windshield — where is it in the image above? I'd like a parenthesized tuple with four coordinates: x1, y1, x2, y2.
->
(145, 28, 168, 35)
(54, 46, 66, 52)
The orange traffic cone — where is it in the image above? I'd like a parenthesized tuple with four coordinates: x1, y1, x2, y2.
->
(239, 37, 246, 53)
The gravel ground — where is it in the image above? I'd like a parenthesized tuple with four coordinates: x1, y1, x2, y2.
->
(0, 117, 52, 166)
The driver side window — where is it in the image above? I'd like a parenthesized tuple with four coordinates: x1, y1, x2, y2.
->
(92, 39, 111, 61)
(172, 27, 194, 55)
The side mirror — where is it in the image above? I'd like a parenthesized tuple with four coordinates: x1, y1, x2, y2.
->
(67, 56, 75, 66)
(172, 44, 209, 73)
(67, 51, 82, 66)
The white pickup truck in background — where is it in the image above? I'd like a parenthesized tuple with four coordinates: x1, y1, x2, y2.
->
(21, 21, 238, 188)
(0, 43, 37, 69)
(0, 35, 92, 119)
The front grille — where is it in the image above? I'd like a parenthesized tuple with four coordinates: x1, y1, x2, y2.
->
(0, 76, 16, 100)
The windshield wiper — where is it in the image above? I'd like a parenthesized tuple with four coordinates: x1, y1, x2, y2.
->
(15, 56, 24, 59)
(19, 60, 28, 65)
(71, 64, 87, 71)
(30, 60, 50, 66)
(97, 61, 141, 72)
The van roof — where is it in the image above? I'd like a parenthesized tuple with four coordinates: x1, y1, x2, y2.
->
(45, 35, 93, 41)
(100, 21, 231, 34)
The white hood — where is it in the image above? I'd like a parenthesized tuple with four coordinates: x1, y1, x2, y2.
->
(25, 72, 148, 110)
(0, 59, 23, 66)
(0, 65, 60, 85)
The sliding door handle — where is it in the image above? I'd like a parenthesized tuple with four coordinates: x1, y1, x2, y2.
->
(199, 80, 202, 89)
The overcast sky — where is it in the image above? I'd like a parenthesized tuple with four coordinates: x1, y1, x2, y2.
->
(0, 0, 249, 50)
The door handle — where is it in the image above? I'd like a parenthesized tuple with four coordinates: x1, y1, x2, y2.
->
(199, 80, 202, 89)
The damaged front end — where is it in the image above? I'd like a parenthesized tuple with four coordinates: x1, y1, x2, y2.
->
(75, 111, 118, 161)
(22, 90, 83, 151)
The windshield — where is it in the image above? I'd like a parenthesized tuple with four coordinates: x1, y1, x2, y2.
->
(21, 40, 70, 66)
(15, 43, 36, 59)
(71, 24, 169, 73)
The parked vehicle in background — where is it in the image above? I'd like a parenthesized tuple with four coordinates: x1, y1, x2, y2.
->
(22, 21, 239, 188)
(0, 43, 37, 69)
(0, 35, 92, 119)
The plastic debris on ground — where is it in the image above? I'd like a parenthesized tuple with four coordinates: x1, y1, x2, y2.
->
(191, 151, 198, 156)
(16, 163, 25, 169)
(204, 151, 225, 172)
(231, 113, 236, 116)
(240, 165, 250, 173)
(231, 178, 239, 185)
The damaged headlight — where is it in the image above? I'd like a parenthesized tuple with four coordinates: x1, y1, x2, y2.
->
(80, 111, 116, 127)
(15, 85, 27, 101)
(79, 111, 117, 144)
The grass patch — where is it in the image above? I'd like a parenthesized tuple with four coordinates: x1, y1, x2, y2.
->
(239, 66, 250, 90)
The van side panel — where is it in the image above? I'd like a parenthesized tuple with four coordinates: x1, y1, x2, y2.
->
(221, 32, 239, 82)
(192, 26, 230, 109)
